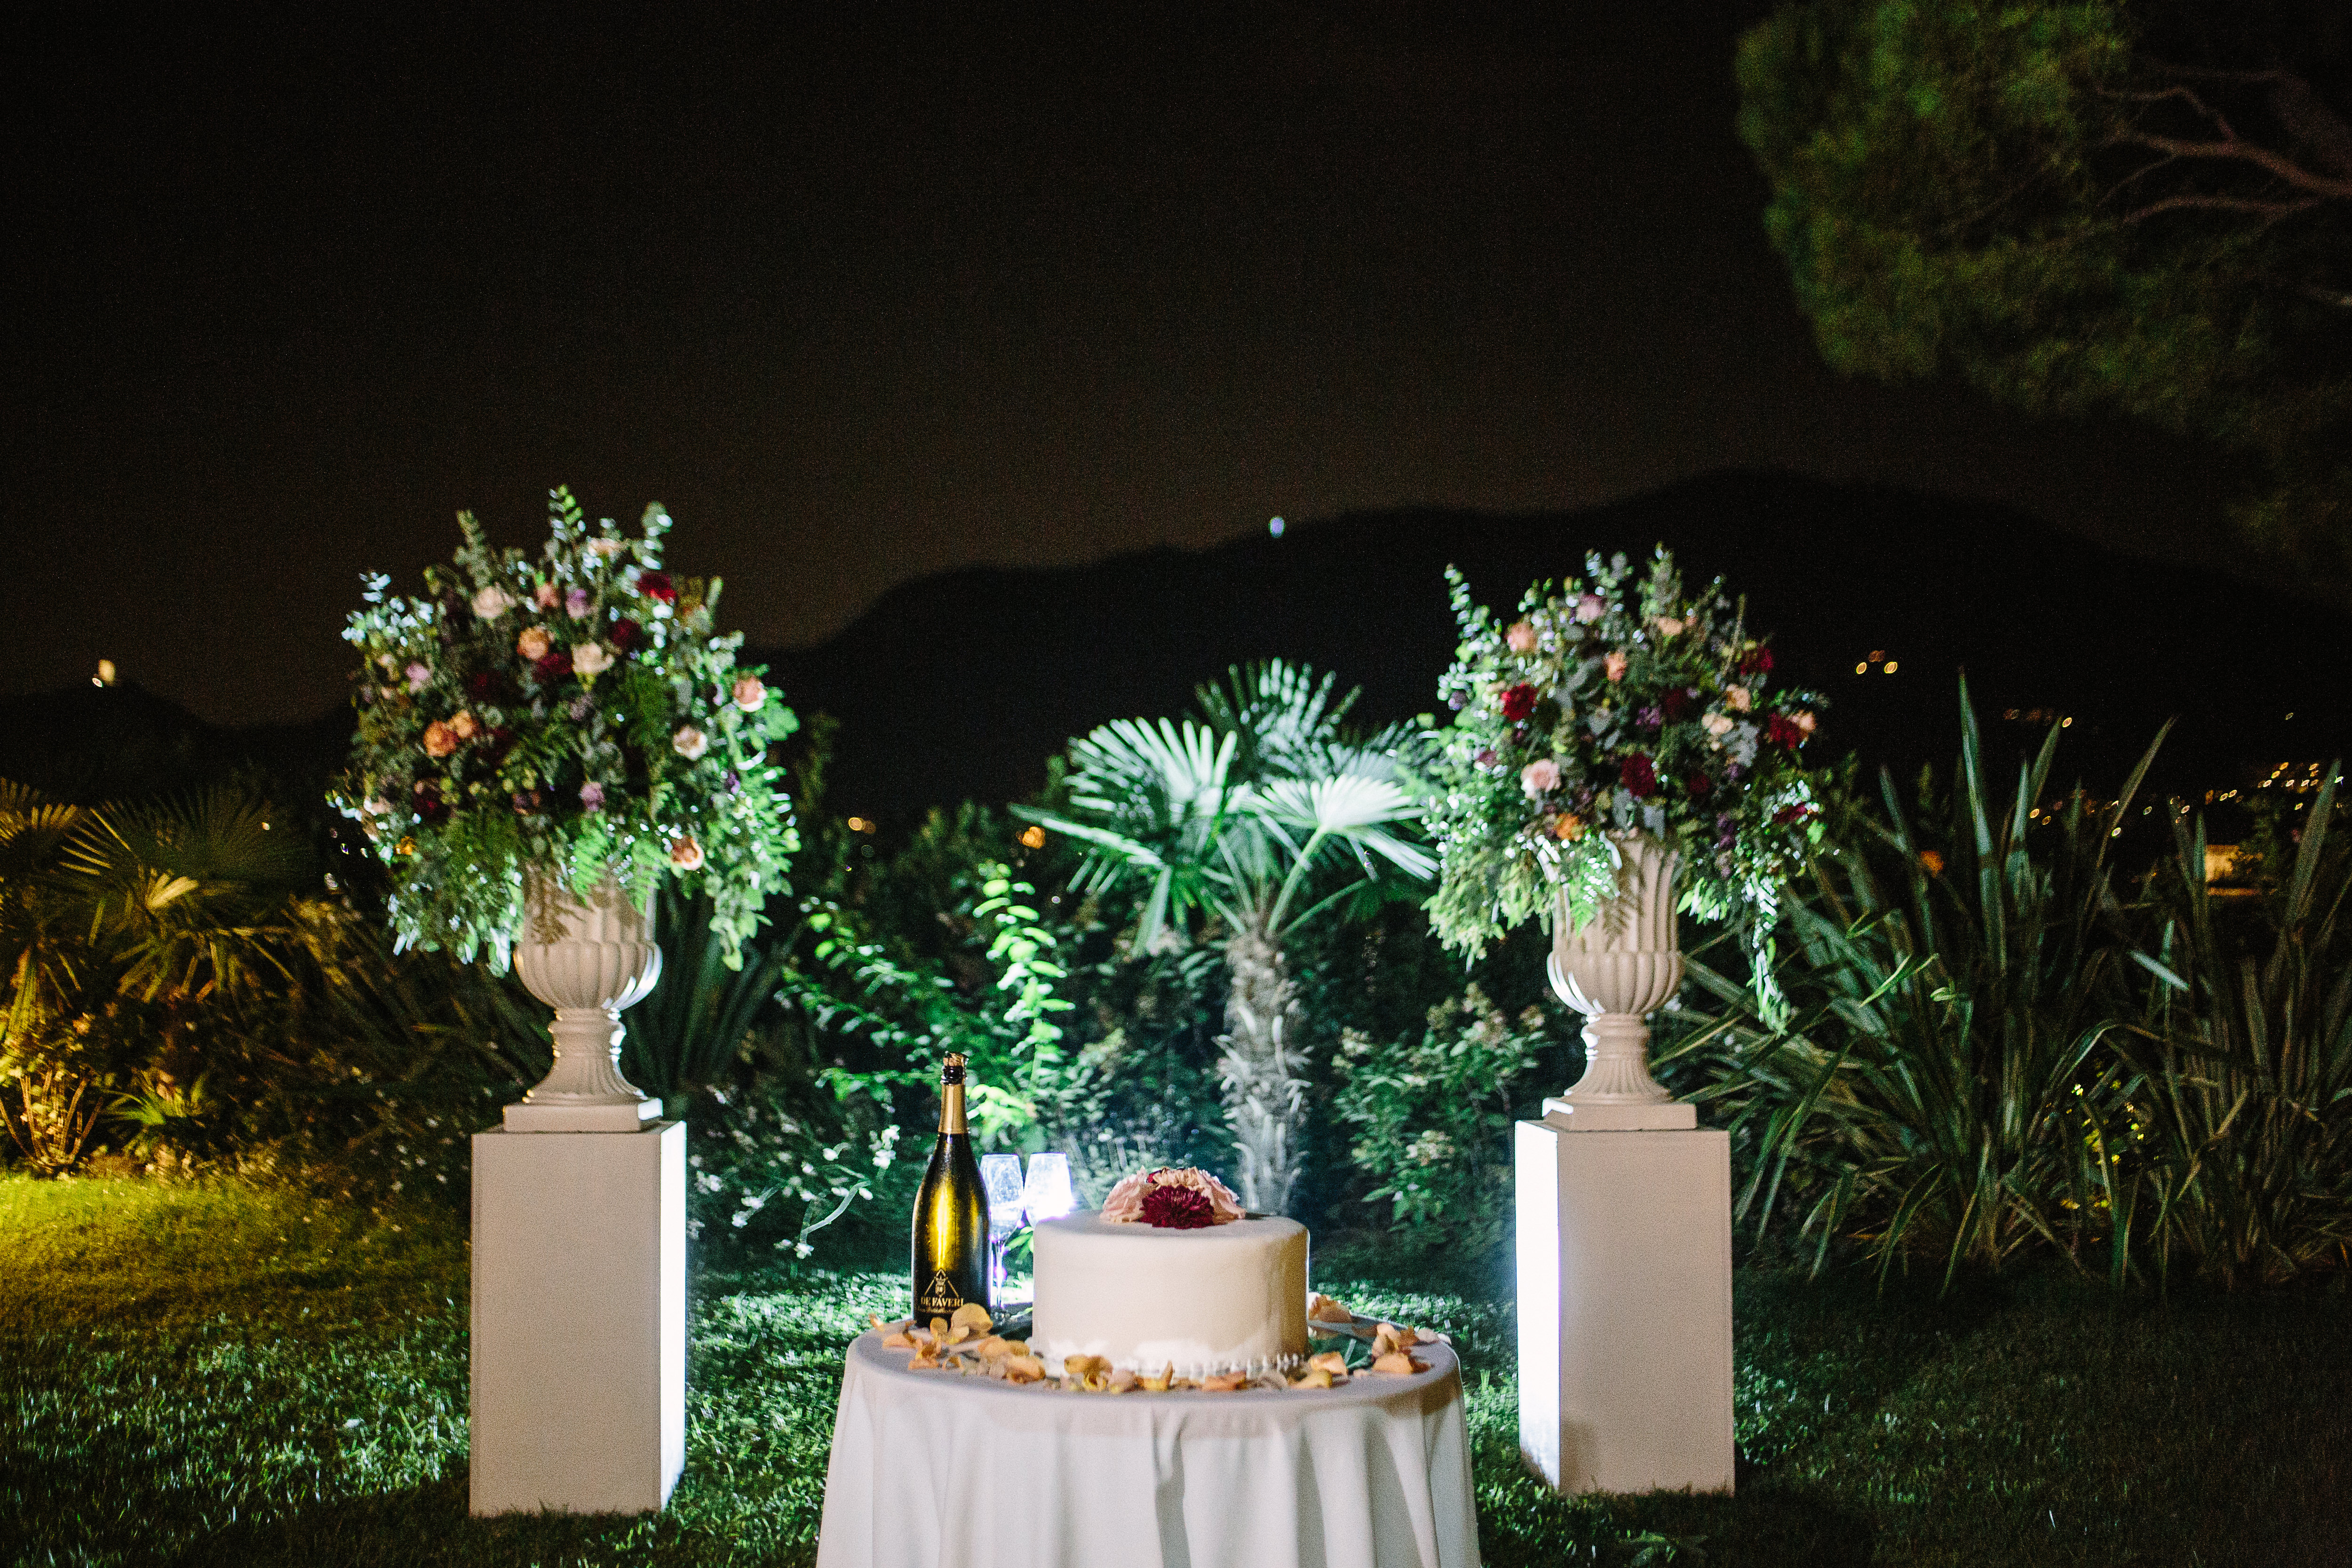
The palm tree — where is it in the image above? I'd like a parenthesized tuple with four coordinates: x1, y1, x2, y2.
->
(1018, 662, 1432, 1213)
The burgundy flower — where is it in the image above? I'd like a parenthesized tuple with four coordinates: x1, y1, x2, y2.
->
(1774, 802, 1818, 826)
(1620, 752, 1658, 798)
(1765, 715, 1806, 749)
(1662, 687, 1697, 722)
(412, 780, 450, 826)
(1141, 1183, 1216, 1229)
(532, 649, 573, 684)
(1685, 772, 1713, 801)
(609, 617, 643, 651)
(1500, 684, 1538, 723)
(1738, 646, 1775, 677)
(638, 571, 677, 604)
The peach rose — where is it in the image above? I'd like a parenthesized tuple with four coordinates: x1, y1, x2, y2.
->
(1725, 685, 1751, 712)
(422, 721, 457, 759)
(516, 625, 552, 661)
(673, 724, 709, 760)
(449, 710, 479, 741)
(1552, 813, 1585, 841)
(669, 835, 705, 872)
(1505, 620, 1537, 653)
(534, 581, 561, 611)
(1654, 615, 1685, 637)
(470, 586, 515, 621)
(1574, 594, 1605, 623)
(731, 674, 767, 712)
(1604, 651, 1628, 682)
(1702, 713, 1735, 740)
(1794, 710, 1817, 736)
(572, 642, 614, 678)
(1520, 758, 1561, 796)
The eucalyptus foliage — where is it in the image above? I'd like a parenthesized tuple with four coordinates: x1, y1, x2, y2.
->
(337, 488, 799, 968)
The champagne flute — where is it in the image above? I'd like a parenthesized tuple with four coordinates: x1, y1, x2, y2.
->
(979, 1152, 1026, 1303)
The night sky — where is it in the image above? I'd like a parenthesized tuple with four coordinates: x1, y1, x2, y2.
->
(5, 3, 2233, 727)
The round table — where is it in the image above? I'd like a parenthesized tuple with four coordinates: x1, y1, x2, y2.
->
(816, 1331, 1482, 1568)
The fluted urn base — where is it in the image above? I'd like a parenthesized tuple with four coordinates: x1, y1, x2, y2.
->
(1545, 833, 1695, 1132)
(505, 872, 664, 1133)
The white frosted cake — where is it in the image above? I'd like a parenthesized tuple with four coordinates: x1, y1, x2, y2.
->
(1031, 1174, 1309, 1377)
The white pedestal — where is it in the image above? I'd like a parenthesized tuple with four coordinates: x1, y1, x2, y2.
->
(470, 1121, 686, 1516)
(1515, 1116, 1734, 1495)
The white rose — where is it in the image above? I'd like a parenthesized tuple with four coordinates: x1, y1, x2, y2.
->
(571, 642, 614, 677)
(672, 724, 709, 760)
(471, 585, 515, 620)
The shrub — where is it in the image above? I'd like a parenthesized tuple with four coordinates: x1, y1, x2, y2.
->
(1334, 985, 1549, 1251)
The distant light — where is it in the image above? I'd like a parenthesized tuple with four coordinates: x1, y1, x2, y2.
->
(1268, 516, 1285, 538)
(2061, 717, 2074, 727)
(1854, 662, 1867, 675)
(95, 659, 116, 686)
(1019, 825, 1047, 850)
(1883, 661, 1898, 675)
(846, 816, 872, 834)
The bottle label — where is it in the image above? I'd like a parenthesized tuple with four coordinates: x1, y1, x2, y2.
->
(916, 1270, 964, 1319)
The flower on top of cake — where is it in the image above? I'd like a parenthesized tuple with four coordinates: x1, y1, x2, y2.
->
(1100, 1166, 1245, 1228)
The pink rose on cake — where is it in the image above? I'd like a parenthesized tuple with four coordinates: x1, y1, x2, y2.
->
(1100, 1166, 1244, 1227)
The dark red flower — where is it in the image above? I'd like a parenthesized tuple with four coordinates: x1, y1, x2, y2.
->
(413, 780, 450, 826)
(1141, 1183, 1216, 1229)
(1685, 772, 1713, 801)
(1774, 802, 1819, 826)
(1738, 646, 1775, 677)
(1765, 715, 1807, 748)
(1620, 752, 1658, 798)
(1662, 687, 1697, 723)
(1500, 684, 1538, 723)
(609, 617, 643, 651)
(638, 572, 676, 604)
(533, 649, 573, 684)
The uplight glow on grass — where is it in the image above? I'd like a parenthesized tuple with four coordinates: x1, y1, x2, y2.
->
(3, 1176, 2349, 1566)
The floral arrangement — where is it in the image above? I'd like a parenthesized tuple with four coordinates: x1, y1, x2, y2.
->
(337, 487, 800, 967)
(1100, 1166, 1245, 1228)
(1421, 549, 1824, 994)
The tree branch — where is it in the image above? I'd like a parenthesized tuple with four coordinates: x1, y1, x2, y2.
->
(2110, 130, 2352, 201)
(2122, 193, 2321, 226)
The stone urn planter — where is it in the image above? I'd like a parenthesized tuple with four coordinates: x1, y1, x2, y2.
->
(1543, 831, 1694, 1130)
(504, 871, 665, 1131)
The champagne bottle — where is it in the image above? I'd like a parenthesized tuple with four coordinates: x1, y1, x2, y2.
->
(910, 1053, 989, 1321)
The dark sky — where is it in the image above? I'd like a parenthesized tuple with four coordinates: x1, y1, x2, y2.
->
(4, 2, 2231, 726)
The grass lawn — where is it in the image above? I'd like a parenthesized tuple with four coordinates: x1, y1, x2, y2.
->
(4, 1175, 2349, 1566)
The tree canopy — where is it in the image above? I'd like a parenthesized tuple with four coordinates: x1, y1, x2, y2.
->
(1738, 0, 2352, 573)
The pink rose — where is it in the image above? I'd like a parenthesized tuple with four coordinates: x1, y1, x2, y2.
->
(516, 625, 551, 661)
(405, 661, 431, 693)
(1575, 594, 1605, 623)
(470, 585, 515, 621)
(1702, 713, 1735, 739)
(731, 674, 767, 712)
(571, 642, 613, 678)
(565, 587, 592, 619)
(1505, 620, 1537, 654)
(668, 835, 705, 872)
(578, 781, 606, 812)
(1604, 650, 1628, 682)
(534, 581, 561, 611)
(1520, 758, 1561, 796)
(672, 724, 709, 760)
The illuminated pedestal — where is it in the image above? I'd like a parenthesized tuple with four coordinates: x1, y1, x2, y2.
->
(470, 1121, 686, 1516)
(1515, 1115, 1734, 1495)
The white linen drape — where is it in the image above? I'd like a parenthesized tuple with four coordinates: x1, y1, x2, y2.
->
(817, 1333, 1481, 1568)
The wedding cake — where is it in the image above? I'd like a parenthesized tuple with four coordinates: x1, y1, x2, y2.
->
(1030, 1167, 1309, 1377)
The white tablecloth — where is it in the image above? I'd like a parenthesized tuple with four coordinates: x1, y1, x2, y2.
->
(816, 1332, 1481, 1568)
